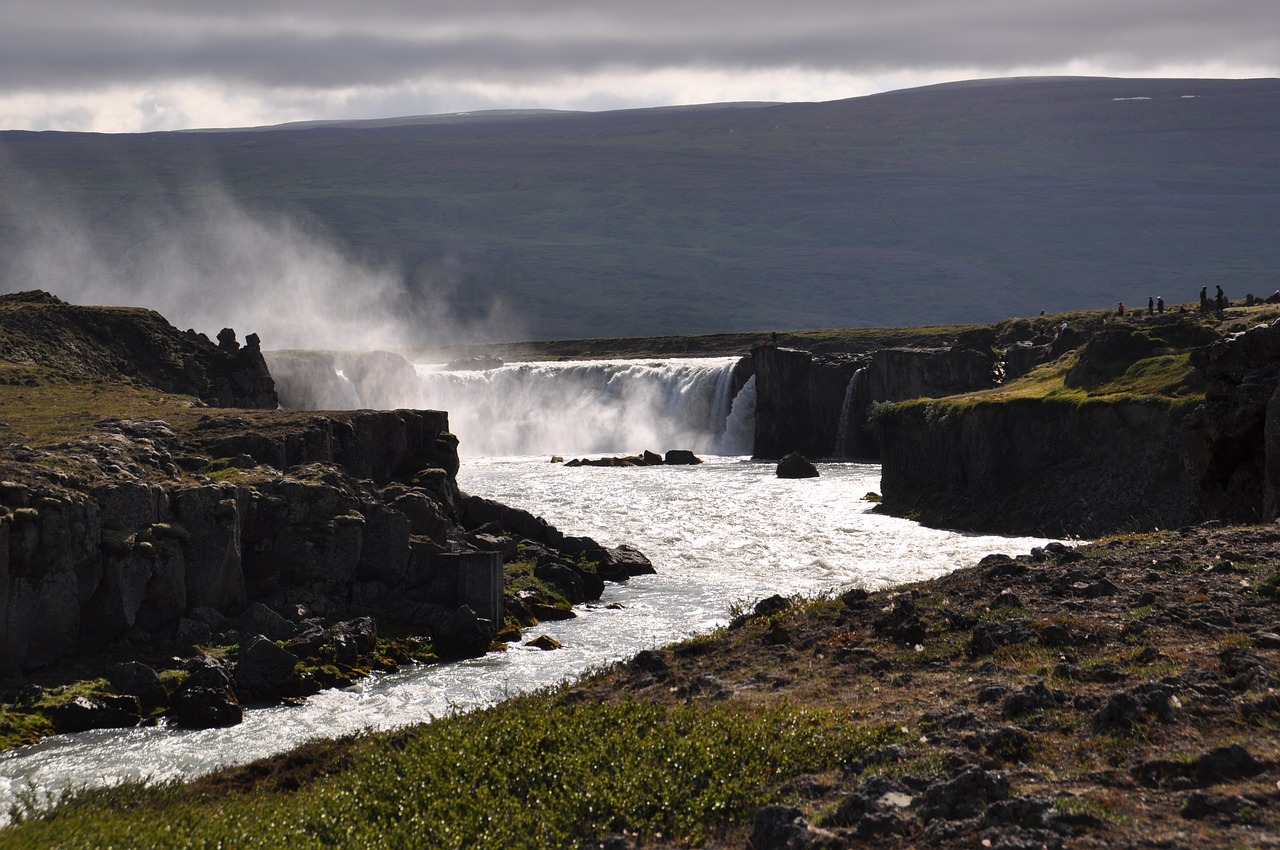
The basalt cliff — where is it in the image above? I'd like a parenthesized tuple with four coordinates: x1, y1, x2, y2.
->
(748, 301, 1280, 538)
(0, 292, 650, 739)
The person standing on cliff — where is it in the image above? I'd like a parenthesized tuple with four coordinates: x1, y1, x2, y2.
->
(1216, 285, 1226, 313)
(1148, 296, 1155, 315)
(1117, 302, 1125, 318)
(1157, 296, 1164, 314)
(1200, 286, 1209, 313)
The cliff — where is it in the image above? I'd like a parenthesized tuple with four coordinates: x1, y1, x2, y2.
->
(0, 409, 467, 672)
(0, 294, 651, 691)
(875, 312, 1280, 536)
(877, 397, 1198, 536)
(751, 341, 996, 461)
(0, 290, 277, 409)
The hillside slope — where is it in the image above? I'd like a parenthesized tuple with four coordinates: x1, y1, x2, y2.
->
(1, 76, 1278, 341)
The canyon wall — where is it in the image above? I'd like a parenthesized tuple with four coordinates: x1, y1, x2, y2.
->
(876, 398, 1198, 537)
(751, 343, 996, 460)
(0, 410, 471, 672)
(875, 320, 1280, 536)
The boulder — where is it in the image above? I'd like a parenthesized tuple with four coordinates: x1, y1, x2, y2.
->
(234, 635, 301, 702)
(108, 661, 169, 710)
(664, 450, 703, 465)
(170, 686, 243, 729)
(235, 602, 299, 642)
(535, 560, 586, 604)
(776, 452, 819, 479)
(49, 694, 142, 734)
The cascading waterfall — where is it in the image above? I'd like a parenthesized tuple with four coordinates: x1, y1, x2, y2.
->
(282, 355, 755, 457)
(415, 358, 753, 457)
(833, 367, 865, 458)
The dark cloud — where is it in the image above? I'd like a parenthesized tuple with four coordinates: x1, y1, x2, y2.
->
(0, 1, 1275, 129)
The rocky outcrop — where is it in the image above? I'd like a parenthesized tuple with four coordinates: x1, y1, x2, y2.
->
(751, 342, 996, 461)
(0, 405, 645, 676)
(0, 291, 277, 409)
(865, 346, 996, 404)
(876, 397, 1198, 536)
(751, 345, 859, 460)
(875, 320, 1280, 536)
(776, 453, 819, 479)
(1185, 321, 1280, 522)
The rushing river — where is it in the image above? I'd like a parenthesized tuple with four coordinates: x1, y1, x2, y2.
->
(0, 454, 1050, 817)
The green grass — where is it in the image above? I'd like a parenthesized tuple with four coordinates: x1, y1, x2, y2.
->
(2, 694, 901, 849)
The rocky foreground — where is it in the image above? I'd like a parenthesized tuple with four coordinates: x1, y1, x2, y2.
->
(557, 522, 1280, 849)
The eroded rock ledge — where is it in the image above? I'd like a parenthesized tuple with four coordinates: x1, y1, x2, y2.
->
(0, 407, 652, 734)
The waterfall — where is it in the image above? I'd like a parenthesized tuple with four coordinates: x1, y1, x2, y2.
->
(833, 367, 865, 458)
(271, 353, 754, 457)
(720, 374, 756, 456)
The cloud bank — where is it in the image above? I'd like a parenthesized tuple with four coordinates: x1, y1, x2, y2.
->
(1, 0, 1276, 131)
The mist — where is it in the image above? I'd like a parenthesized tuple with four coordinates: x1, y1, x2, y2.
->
(0, 164, 526, 353)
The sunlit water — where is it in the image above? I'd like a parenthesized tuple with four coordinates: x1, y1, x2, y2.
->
(0, 456, 1051, 817)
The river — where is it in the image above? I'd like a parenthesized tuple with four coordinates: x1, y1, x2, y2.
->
(0, 357, 1050, 816)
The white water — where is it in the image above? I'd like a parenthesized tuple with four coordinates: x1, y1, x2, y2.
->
(326, 356, 753, 457)
(0, 456, 1050, 816)
(833, 367, 864, 457)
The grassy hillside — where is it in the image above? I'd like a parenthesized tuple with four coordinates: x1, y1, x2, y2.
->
(1, 77, 1278, 342)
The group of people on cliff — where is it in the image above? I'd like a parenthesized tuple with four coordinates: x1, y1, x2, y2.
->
(1200, 285, 1228, 313)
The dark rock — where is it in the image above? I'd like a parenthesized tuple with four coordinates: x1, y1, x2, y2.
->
(1001, 681, 1065, 719)
(749, 804, 842, 850)
(171, 686, 243, 729)
(1194, 744, 1268, 784)
(992, 590, 1024, 609)
(182, 656, 235, 691)
(776, 452, 820, 479)
(108, 661, 168, 710)
(1180, 791, 1262, 822)
(526, 635, 563, 651)
(678, 674, 731, 699)
(917, 765, 1010, 821)
(234, 635, 301, 701)
(630, 649, 670, 675)
(235, 603, 298, 643)
(590, 545, 656, 581)
(418, 604, 493, 659)
(754, 594, 792, 618)
(329, 616, 378, 657)
(663, 450, 702, 465)
(981, 726, 1034, 762)
(535, 561, 587, 605)
(1092, 692, 1142, 732)
(841, 587, 870, 606)
(49, 694, 142, 733)
(969, 619, 1034, 656)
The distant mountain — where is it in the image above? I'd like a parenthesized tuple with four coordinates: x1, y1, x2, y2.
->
(1, 76, 1277, 342)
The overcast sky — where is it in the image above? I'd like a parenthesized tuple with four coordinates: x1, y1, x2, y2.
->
(2, 0, 1277, 132)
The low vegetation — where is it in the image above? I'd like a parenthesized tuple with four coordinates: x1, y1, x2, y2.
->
(2, 694, 898, 849)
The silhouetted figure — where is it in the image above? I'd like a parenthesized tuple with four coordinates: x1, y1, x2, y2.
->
(1200, 286, 1209, 313)
(1216, 285, 1225, 313)
(1117, 302, 1125, 317)
(770, 331, 779, 345)
(1148, 296, 1154, 315)
(1157, 296, 1164, 314)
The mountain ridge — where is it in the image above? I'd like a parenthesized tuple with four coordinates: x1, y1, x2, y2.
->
(1, 76, 1277, 342)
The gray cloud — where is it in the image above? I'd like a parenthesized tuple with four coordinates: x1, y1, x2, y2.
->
(0, 0, 1276, 129)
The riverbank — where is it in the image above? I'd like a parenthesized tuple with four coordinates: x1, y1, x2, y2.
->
(3, 522, 1278, 848)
